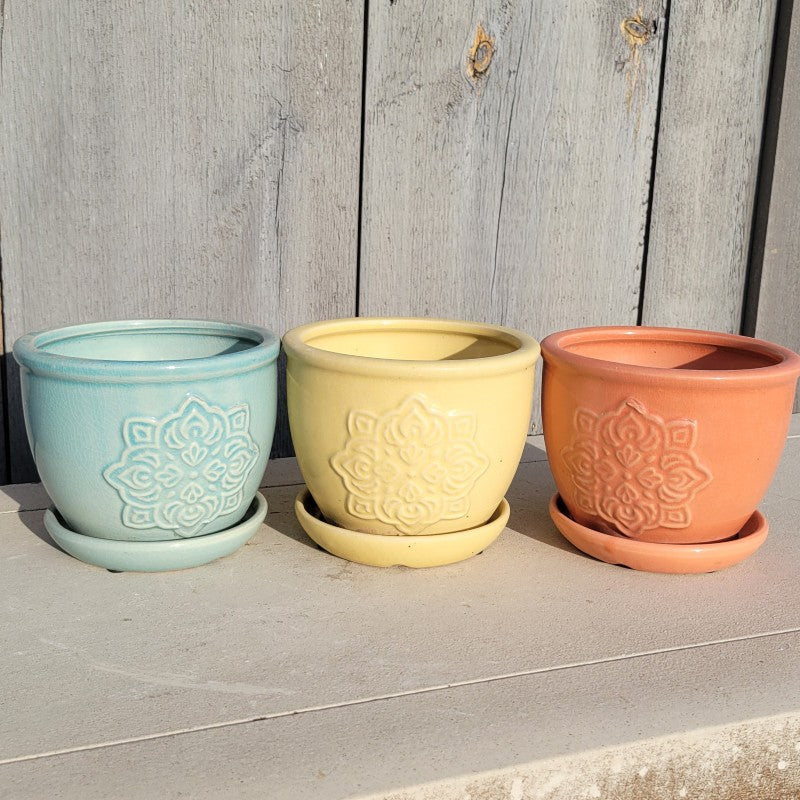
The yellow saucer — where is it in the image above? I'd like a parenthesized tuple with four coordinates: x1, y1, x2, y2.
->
(294, 489, 510, 568)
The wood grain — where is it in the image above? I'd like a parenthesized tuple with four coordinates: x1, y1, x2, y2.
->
(358, 0, 667, 431)
(0, 1, 362, 481)
(641, 0, 777, 332)
(748, 0, 800, 411)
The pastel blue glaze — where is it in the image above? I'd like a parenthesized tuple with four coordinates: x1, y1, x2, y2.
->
(44, 492, 268, 572)
(14, 320, 279, 543)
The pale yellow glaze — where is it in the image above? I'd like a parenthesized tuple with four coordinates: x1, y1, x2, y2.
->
(295, 489, 510, 568)
(283, 317, 540, 540)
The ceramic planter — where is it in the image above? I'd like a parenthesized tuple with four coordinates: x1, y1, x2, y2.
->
(541, 326, 800, 573)
(283, 317, 540, 567)
(13, 319, 279, 571)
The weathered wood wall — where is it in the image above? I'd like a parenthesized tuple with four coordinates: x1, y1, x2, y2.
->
(361, 0, 664, 332)
(0, 0, 795, 483)
(641, 0, 776, 332)
(746, 0, 800, 413)
(0, 1, 363, 483)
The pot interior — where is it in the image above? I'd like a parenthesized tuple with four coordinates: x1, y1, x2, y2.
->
(305, 328, 517, 361)
(39, 328, 258, 362)
(566, 337, 782, 371)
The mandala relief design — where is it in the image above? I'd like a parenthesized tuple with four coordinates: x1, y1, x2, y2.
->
(330, 395, 490, 534)
(104, 396, 260, 537)
(562, 398, 712, 537)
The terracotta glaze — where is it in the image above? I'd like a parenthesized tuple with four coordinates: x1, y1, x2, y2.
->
(548, 494, 768, 574)
(283, 317, 540, 566)
(541, 326, 800, 558)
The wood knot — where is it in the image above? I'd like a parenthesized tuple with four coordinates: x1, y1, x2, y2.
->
(620, 13, 652, 48)
(467, 24, 494, 79)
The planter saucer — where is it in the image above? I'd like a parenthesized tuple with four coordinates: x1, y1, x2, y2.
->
(44, 492, 268, 572)
(295, 489, 510, 568)
(548, 494, 768, 574)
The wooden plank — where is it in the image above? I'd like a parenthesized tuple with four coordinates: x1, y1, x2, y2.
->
(0, 1, 362, 481)
(641, 0, 777, 332)
(359, 0, 667, 431)
(747, 0, 800, 412)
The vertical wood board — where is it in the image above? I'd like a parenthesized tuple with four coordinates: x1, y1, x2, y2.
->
(750, 0, 800, 411)
(359, 0, 666, 430)
(0, 284, 6, 485)
(641, 0, 777, 332)
(0, 1, 363, 481)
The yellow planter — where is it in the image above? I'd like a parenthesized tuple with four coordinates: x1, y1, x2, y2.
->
(283, 318, 540, 566)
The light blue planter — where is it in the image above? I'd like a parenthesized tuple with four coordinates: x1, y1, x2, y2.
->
(13, 319, 279, 570)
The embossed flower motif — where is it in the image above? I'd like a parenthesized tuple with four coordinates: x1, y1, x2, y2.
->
(104, 396, 259, 537)
(330, 395, 490, 534)
(561, 398, 712, 537)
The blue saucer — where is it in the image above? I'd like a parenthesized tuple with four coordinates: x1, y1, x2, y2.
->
(44, 492, 267, 572)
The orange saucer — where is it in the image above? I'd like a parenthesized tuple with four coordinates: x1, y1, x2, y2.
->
(548, 494, 768, 574)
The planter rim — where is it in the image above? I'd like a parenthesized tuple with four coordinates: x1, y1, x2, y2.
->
(282, 317, 541, 378)
(13, 319, 280, 383)
(540, 326, 800, 385)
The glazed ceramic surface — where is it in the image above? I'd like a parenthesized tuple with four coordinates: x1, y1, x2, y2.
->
(549, 494, 768, 574)
(283, 318, 540, 536)
(14, 320, 279, 542)
(541, 326, 800, 544)
(295, 489, 510, 568)
(46, 492, 268, 572)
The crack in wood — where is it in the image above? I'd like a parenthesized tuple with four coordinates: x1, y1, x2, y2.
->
(0, 0, 6, 83)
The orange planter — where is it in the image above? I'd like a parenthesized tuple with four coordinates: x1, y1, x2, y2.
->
(541, 327, 800, 571)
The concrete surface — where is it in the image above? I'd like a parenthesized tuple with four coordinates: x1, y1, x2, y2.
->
(1, 425, 798, 798)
